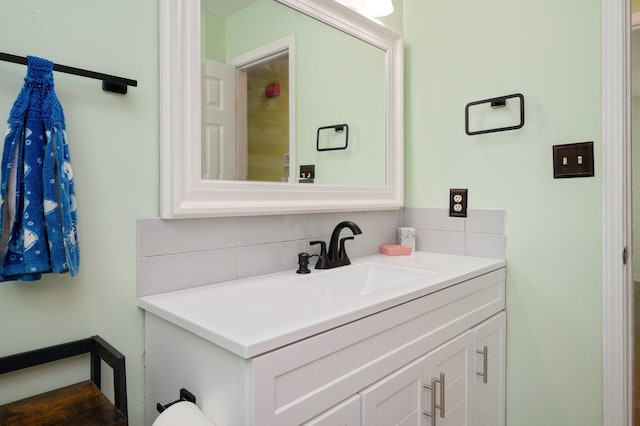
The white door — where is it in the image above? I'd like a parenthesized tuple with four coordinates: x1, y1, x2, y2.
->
(473, 312, 506, 426)
(202, 60, 236, 180)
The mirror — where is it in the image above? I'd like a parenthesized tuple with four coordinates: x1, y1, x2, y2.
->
(201, 0, 386, 186)
(160, 0, 403, 218)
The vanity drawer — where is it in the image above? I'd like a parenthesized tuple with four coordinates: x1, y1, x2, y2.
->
(250, 268, 505, 425)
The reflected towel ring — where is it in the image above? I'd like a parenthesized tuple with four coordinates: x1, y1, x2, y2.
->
(317, 123, 349, 151)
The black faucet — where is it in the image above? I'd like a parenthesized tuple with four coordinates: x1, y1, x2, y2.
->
(310, 221, 362, 269)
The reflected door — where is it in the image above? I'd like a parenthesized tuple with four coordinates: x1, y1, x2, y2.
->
(203, 60, 237, 180)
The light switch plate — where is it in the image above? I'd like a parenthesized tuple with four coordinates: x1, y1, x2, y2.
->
(553, 142, 594, 178)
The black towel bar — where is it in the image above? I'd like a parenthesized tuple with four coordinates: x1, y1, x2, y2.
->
(0, 51, 138, 94)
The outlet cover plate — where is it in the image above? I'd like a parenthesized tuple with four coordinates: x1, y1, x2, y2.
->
(299, 164, 315, 183)
(449, 188, 468, 218)
(553, 141, 594, 178)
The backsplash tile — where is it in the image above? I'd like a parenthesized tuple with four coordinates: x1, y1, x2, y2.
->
(346, 229, 397, 258)
(237, 214, 307, 246)
(305, 210, 400, 239)
(238, 240, 308, 279)
(465, 233, 507, 259)
(416, 229, 465, 255)
(137, 209, 401, 296)
(404, 207, 506, 259)
(403, 207, 465, 232)
(138, 217, 237, 257)
(466, 209, 506, 234)
(138, 248, 238, 296)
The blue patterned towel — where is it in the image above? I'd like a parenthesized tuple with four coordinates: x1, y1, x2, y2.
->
(0, 56, 79, 281)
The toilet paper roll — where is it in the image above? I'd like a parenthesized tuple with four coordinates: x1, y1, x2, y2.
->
(152, 402, 215, 426)
(397, 227, 416, 251)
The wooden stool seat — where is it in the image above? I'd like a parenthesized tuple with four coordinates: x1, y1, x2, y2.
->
(0, 380, 126, 425)
(0, 336, 127, 425)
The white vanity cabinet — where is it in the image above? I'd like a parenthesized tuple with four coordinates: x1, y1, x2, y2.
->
(360, 329, 473, 426)
(355, 312, 505, 426)
(140, 254, 506, 426)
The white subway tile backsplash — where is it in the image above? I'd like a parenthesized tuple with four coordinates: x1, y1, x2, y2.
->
(405, 207, 506, 259)
(305, 212, 359, 239)
(238, 240, 308, 279)
(137, 248, 238, 296)
(403, 208, 465, 232)
(416, 229, 466, 255)
(137, 218, 238, 257)
(137, 208, 506, 296)
(138, 210, 403, 296)
(237, 214, 307, 245)
(347, 229, 397, 258)
(466, 209, 505, 234)
(306, 210, 399, 239)
(465, 233, 506, 259)
(355, 210, 402, 232)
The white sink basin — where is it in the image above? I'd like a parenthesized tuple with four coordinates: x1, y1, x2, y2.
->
(292, 262, 434, 295)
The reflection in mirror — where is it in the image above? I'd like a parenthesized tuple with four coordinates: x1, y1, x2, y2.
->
(201, 0, 386, 186)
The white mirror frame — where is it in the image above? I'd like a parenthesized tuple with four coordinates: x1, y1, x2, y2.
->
(160, 0, 403, 218)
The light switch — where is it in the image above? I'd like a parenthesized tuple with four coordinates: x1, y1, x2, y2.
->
(553, 142, 594, 178)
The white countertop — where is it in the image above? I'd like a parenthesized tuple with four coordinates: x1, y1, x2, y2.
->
(138, 251, 505, 358)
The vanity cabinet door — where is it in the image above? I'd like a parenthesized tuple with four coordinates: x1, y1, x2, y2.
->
(303, 395, 361, 426)
(360, 353, 429, 425)
(425, 330, 474, 426)
(472, 312, 506, 426)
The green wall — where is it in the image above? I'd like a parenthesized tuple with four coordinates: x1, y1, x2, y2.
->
(0, 1, 157, 424)
(0, 0, 607, 425)
(203, 12, 226, 61)
(403, 0, 602, 424)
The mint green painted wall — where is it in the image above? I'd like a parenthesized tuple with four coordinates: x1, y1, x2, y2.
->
(0, 1, 158, 424)
(224, 0, 386, 186)
(403, 0, 602, 424)
(203, 12, 226, 61)
(0, 0, 606, 424)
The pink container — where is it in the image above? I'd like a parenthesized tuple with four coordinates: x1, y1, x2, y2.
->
(379, 244, 412, 256)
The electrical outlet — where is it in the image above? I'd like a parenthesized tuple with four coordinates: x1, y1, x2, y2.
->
(449, 189, 468, 218)
(299, 164, 315, 183)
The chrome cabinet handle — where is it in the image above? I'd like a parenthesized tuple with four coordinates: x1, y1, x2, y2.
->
(438, 372, 445, 418)
(423, 378, 437, 426)
(476, 345, 488, 384)
(422, 372, 446, 424)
